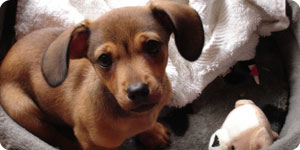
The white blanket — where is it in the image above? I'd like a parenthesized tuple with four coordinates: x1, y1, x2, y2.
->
(15, 0, 289, 107)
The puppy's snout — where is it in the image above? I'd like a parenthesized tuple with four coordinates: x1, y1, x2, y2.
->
(127, 83, 150, 102)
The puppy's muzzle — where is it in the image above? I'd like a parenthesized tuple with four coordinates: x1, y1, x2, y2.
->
(127, 83, 150, 102)
(127, 83, 158, 113)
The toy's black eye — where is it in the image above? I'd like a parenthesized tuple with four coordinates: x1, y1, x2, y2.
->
(232, 146, 235, 150)
(98, 54, 113, 69)
(144, 40, 162, 55)
(212, 135, 220, 147)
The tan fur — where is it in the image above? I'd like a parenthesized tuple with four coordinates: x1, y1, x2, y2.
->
(0, 1, 204, 150)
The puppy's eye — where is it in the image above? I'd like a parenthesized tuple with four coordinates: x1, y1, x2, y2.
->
(98, 54, 113, 69)
(144, 40, 162, 55)
(232, 146, 235, 150)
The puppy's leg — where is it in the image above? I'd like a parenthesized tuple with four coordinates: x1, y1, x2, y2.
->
(136, 122, 170, 149)
(0, 84, 80, 150)
(73, 120, 119, 150)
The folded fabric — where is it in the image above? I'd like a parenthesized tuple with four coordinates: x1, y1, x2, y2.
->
(169, 0, 289, 107)
(15, 0, 289, 107)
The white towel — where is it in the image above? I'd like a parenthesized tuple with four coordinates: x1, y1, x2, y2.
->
(168, 0, 289, 107)
(0, 0, 8, 7)
(293, 0, 300, 6)
(0, 143, 6, 150)
(15, 0, 289, 107)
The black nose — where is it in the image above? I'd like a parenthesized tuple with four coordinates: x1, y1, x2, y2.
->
(127, 83, 150, 102)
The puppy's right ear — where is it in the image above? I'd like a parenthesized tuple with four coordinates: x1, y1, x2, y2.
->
(149, 1, 204, 61)
(42, 20, 91, 87)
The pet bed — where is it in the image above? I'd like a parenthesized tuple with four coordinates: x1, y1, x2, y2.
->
(0, 0, 299, 150)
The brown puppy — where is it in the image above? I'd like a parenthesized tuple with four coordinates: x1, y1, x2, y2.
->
(0, 1, 204, 150)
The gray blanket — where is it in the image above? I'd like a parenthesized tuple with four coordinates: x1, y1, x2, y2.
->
(265, 1, 300, 149)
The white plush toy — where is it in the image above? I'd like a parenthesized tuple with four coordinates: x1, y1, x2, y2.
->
(209, 100, 278, 150)
(295, 144, 300, 150)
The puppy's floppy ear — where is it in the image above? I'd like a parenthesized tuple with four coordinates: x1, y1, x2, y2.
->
(149, 1, 204, 61)
(42, 20, 91, 87)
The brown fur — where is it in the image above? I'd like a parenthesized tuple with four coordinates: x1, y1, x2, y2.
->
(0, 1, 204, 150)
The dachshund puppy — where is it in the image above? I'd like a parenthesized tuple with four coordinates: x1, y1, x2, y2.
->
(0, 1, 204, 150)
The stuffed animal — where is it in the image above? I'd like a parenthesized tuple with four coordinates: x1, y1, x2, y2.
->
(209, 100, 278, 150)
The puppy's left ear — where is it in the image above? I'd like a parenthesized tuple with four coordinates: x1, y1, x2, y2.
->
(42, 20, 91, 87)
(149, 1, 204, 61)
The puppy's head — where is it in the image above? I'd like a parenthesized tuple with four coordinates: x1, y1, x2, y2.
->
(42, 1, 204, 114)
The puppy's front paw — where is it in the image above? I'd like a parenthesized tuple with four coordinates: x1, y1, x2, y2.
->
(136, 122, 170, 149)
